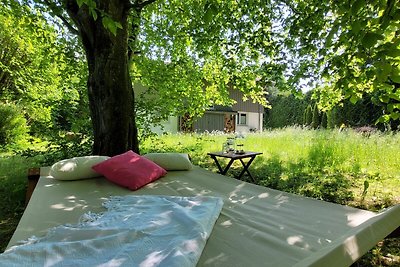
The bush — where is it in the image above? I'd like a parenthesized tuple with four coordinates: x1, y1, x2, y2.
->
(264, 94, 310, 128)
(304, 105, 313, 126)
(311, 104, 320, 129)
(0, 103, 29, 148)
(321, 112, 328, 128)
(18, 133, 93, 167)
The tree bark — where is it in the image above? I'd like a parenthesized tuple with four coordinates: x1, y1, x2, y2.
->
(65, 0, 139, 156)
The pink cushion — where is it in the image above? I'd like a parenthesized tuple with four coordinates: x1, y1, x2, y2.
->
(92, 150, 167, 190)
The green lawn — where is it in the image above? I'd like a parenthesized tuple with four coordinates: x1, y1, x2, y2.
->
(142, 128, 400, 210)
(1, 127, 399, 265)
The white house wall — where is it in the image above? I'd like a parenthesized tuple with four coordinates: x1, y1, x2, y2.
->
(154, 112, 263, 134)
(236, 112, 263, 133)
(150, 116, 179, 134)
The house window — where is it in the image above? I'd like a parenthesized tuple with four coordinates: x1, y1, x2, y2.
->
(237, 113, 247, 125)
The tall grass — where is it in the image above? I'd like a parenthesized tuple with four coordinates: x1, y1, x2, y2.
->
(141, 127, 400, 209)
(0, 154, 42, 252)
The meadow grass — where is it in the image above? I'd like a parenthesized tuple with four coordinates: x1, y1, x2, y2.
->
(0, 154, 43, 252)
(0, 127, 399, 265)
(141, 127, 400, 210)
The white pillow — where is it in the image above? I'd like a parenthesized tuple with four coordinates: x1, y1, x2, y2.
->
(50, 156, 110, 180)
(143, 153, 193, 171)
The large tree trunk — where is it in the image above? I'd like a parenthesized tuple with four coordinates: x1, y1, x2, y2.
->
(66, 0, 139, 156)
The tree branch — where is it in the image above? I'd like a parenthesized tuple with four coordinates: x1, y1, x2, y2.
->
(128, 0, 157, 11)
(42, 0, 79, 35)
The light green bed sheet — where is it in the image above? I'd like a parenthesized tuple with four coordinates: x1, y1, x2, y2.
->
(7, 166, 400, 267)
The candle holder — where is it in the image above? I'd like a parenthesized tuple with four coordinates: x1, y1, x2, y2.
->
(235, 143, 244, 154)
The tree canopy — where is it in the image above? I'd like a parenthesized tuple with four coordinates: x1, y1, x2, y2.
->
(134, 0, 400, 130)
(0, 2, 89, 142)
(283, 0, 400, 126)
(1, 0, 399, 153)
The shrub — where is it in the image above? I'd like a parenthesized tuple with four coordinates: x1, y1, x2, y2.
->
(327, 109, 335, 129)
(0, 103, 29, 148)
(304, 105, 313, 126)
(264, 94, 309, 128)
(311, 104, 320, 129)
(321, 112, 328, 128)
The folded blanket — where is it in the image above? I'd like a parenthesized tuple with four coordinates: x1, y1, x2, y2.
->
(1, 195, 223, 267)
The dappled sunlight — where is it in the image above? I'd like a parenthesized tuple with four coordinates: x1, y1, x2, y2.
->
(184, 199, 203, 209)
(149, 210, 172, 227)
(317, 238, 332, 245)
(203, 253, 228, 265)
(7, 164, 399, 267)
(97, 258, 127, 267)
(228, 182, 255, 204)
(44, 253, 64, 266)
(57, 161, 76, 172)
(257, 192, 269, 199)
(50, 203, 76, 211)
(274, 193, 290, 206)
(3, 195, 222, 266)
(342, 235, 363, 262)
(50, 195, 89, 211)
(220, 219, 233, 227)
(287, 235, 310, 250)
(139, 251, 168, 267)
(144, 182, 160, 189)
(181, 239, 200, 253)
(346, 210, 375, 227)
(196, 189, 212, 196)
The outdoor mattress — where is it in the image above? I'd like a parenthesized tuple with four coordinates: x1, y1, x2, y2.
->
(7, 166, 400, 267)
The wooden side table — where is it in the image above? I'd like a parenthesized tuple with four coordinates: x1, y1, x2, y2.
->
(207, 151, 262, 182)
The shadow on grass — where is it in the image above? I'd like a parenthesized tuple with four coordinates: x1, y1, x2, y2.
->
(0, 155, 37, 252)
(250, 154, 354, 205)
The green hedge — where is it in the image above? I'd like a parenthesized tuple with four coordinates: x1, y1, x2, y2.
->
(0, 103, 28, 148)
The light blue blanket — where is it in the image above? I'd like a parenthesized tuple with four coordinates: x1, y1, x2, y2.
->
(1, 195, 223, 267)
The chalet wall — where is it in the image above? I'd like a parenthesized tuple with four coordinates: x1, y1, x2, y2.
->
(150, 116, 179, 134)
(236, 112, 263, 133)
(229, 90, 264, 114)
(193, 113, 225, 132)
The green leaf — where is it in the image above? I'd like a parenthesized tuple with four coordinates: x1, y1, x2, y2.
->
(379, 94, 390, 103)
(393, 9, 400, 21)
(376, 62, 392, 81)
(351, 0, 364, 15)
(76, 0, 84, 7)
(351, 20, 362, 34)
(203, 3, 218, 25)
(376, 114, 391, 124)
(362, 32, 384, 48)
(326, 24, 339, 46)
(390, 74, 400, 83)
(350, 94, 359, 104)
(385, 48, 400, 57)
(89, 8, 97, 21)
(362, 180, 369, 197)
(102, 16, 119, 36)
(391, 112, 400, 120)
(115, 22, 123, 30)
(388, 93, 400, 101)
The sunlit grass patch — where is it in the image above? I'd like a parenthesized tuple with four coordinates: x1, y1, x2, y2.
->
(141, 127, 400, 209)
